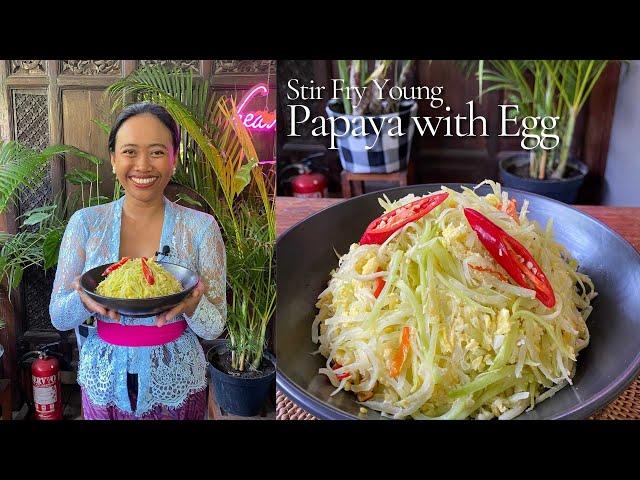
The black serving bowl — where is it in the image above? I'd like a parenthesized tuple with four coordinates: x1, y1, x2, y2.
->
(80, 261, 199, 318)
(276, 183, 640, 419)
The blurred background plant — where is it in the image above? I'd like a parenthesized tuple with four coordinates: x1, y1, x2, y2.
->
(336, 60, 414, 115)
(107, 66, 275, 372)
(459, 60, 611, 180)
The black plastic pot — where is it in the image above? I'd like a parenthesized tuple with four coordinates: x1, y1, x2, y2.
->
(499, 154, 588, 204)
(207, 340, 275, 417)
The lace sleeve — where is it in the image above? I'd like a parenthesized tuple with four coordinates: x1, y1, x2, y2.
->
(49, 210, 91, 331)
(184, 216, 226, 340)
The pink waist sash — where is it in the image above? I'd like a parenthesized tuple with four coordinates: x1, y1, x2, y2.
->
(96, 319, 187, 347)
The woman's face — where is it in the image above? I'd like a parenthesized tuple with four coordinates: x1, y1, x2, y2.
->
(110, 113, 176, 204)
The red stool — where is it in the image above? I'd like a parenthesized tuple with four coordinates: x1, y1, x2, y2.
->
(340, 163, 415, 198)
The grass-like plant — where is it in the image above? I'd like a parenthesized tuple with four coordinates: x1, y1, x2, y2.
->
(462, 60, 611, 180)
(336, 60, 414, 115)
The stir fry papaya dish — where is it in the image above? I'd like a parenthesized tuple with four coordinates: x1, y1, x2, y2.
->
(312, 181, 597, 419)
(96, 257, 182, 299)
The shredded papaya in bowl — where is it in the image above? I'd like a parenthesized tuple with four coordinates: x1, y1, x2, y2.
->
(312, 180, 597, 420)
(96, 257, 183, 299)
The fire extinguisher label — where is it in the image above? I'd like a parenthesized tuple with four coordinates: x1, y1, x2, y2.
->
(33, 374, 58, 409)
(293, 189, 328, 199)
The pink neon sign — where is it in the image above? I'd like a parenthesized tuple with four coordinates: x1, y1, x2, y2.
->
(237, 83, 276, 131)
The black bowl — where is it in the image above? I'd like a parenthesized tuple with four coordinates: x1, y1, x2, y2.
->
(276, 183, 640, 419)
(80, 261, 199, 318)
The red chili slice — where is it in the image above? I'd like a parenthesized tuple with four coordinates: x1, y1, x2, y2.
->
(360, 192, 449, 245)
(141, 257, 155, 285)
(463, 208, 556, 308)
(102, 257, 131, 276)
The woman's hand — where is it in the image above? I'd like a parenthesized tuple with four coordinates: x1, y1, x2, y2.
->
(72, 276, 121, 322)
(155, 279, 207, 327)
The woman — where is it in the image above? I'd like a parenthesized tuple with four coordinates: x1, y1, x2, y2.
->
(49, 102, 226, 420)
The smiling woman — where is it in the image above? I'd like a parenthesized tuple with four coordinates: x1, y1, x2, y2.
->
(109, 105, 180, 262)
(49, 102, 227, 420)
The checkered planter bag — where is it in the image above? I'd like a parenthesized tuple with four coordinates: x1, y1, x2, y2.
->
(326, 101, 417, 173)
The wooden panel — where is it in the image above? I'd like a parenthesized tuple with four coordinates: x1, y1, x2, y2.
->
(213, 75, 276, 89)
(122, 60, 137, 76)
(8, 60, 46, 76)
(12, 89, 51, 215)
(0, 61, 11, 141)
(416, 61, 492, 151)
(0, 62, 21, 395)
(57, 77, 125, 88)
(4, 76, 49, 87)
(48, 60, 65, 198)
(579, 62, 622, 204)
(60, 60, 121, 76)
(212, 60, 275, 88)
(139, 60, 201, 74)
(61, 89, 114, 211)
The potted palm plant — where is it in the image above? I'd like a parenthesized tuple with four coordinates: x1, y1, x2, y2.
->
(107, 66, 276, 416)
(326, 60, 417, 173)
(471, 60, 612, 203)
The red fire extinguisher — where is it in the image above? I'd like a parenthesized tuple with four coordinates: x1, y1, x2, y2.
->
(280, 152, 329, 198)
(30, 350, 63, 420)
(291, 169, 328, 198)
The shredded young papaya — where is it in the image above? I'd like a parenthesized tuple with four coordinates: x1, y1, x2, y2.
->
(313, 181, 596, 419)
(96, 258, 182, 299)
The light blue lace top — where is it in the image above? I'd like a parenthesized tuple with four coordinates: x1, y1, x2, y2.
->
(49, 196, 226, 416)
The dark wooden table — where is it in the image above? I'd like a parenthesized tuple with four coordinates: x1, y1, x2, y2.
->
(275, 196, 640, 419)
(277, 197, 640, 243)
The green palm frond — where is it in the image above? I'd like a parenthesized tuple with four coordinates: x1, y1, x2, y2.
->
(106, 65, 210, 123)
(0, 141, 76, 214)
(473, 60, 612, 179)
(106, 66, 215, 200)
(543, 60, 608, 111)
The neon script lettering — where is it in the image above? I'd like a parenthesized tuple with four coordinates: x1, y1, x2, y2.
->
(237, 83, 276, 131)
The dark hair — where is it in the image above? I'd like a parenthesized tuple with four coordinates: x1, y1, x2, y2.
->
(108, 102, 180, 155)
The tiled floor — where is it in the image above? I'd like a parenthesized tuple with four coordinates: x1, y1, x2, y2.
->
(10, 383, 83, 420)
(14, 382, 275, 420)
